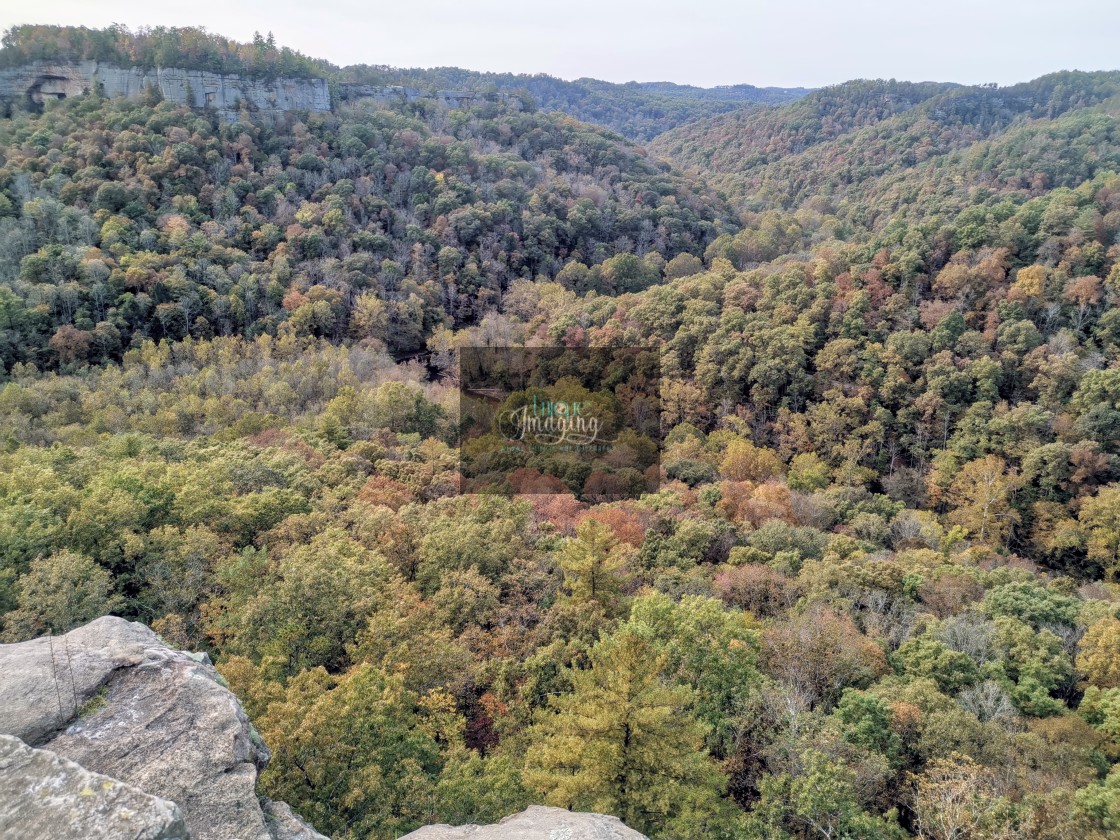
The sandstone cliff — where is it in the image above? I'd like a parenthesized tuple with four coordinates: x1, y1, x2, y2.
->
(0, 61, 522, 121)
(0, 616, 327, 840)
(0, 60, 331, 120)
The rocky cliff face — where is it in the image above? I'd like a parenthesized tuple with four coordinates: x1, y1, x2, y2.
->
(398, 806, 649, 839)
(0, 60, 331, 120)
(0, 616, 327, 840)
(0, 61, 524, 121)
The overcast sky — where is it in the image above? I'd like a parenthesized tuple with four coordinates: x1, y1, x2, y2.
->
(2, 0, 1117, 89)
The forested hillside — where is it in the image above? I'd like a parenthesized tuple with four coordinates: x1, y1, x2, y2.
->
(340, 65, 809, 141)
(651, 72, 1120, 231)
(0, 94, 729, 368)
(1, 25, 1120, 840)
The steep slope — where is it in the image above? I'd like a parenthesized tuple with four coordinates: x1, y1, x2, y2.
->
(650, 79, 958, 173)
(0, 59, 332, 120)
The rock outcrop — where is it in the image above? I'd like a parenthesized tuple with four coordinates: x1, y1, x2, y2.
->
(0, 61, 525, 121)
(398, 805, 649, 839)
(0, 616, 327, 840)
(0, 619, 646, 840)
(0, 60, 331, 120)
(0, 734, 189, 840)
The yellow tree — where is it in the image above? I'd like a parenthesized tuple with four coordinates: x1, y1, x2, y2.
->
(2, 551, 123, 641)
(719, 438, 783, 482)
(1078, 485, 1120, 581)
(523, 627, 730, 838)
(254, 664, 440, 839)
(946, 455, 1020, 547)
(1077, 617, 1120, 689)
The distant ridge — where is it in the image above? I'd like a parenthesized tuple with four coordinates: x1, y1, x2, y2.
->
(0, 24, 811, 140)
(337, 64, 811, 140)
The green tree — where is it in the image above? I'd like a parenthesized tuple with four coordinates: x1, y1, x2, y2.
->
(206, 531, 392, 676)
(1079, 686, 1120, 759)
(1076, 765, 1120, 838)
(892, 636, 980, 695)
(626, 592, 761, 756)
(830, 689, 903, 765)
(982, 581, 1080, 629)
(256, 664, 441, 839)
(750, 749, 906, 840)
(557, 519, 630, 615)
(524, 626, 733, 838)
(2, 551, 123, 641)
(430, 749, 530, 827)
(991, 615, 1073, 716)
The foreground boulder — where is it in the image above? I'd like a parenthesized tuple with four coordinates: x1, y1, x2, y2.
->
(0, 734, 189, 840)
(0, 616, 326, 840)
(399, 805, 649, 839)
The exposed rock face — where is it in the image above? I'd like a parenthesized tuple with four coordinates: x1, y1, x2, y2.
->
(0, 61, 523, 121)
(0, 734, 189, 840)
(0, 60, 331, 120)
(0, 616, 328, 840)
(398, 805, 649, 839)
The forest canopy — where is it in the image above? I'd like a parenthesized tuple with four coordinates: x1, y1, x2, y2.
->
(0, 24, 327, 79)
(1, 27, 1120, 840)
